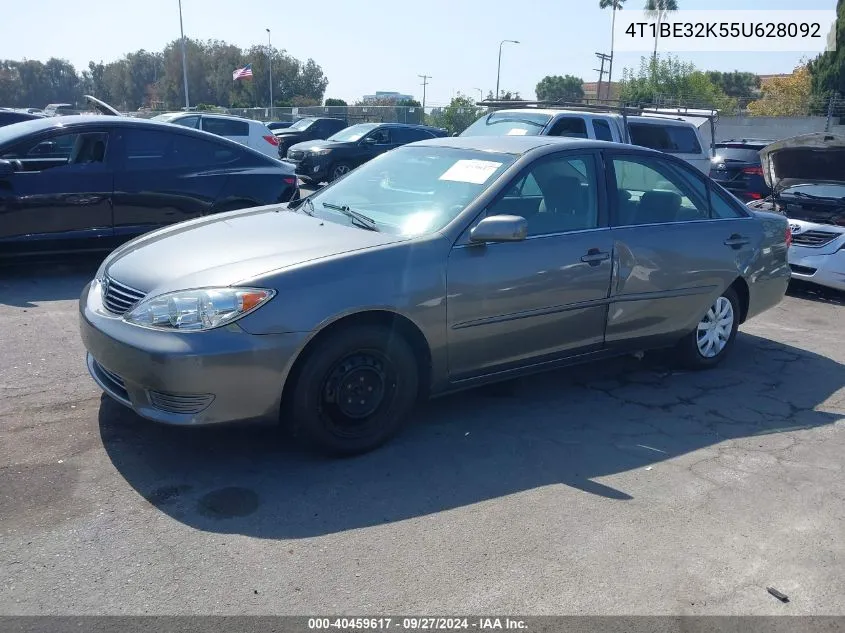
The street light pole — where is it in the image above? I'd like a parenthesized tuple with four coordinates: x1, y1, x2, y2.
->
(474, 87, 483, 101)
(178, 0, 190, 109)
(496, 39, 519, 100)
(266, 28, 273, 114)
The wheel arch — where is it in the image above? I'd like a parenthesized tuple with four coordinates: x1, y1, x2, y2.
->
(281, 309, 433, 412)
(728, 276, 750, 324)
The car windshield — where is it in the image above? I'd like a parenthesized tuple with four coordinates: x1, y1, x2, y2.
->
(151, 113, 182, 122)
(305, 146, 516, 235)
(460, 112, 552, 137)
(288, 118, 315, 131)
(781, 183, 845, 201)
(713, 146, 766, 162)
(0, 117, 55, 147)
(328, 124, 377, 143)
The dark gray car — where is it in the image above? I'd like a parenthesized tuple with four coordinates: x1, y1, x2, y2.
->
(79, 136, 791, 455)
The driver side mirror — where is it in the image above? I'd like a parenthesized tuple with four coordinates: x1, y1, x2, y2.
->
(0, 159, 16, 179)
(469, 214, 528, 243)
(362, 137, 377, 145)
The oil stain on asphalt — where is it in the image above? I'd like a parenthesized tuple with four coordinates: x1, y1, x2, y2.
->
(196, 487, 260, 519)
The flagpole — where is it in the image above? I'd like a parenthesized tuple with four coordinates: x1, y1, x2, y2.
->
(178, 0, 190, 109)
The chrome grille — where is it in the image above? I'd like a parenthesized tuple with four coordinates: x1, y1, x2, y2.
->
(102, 276, 146, 315)
(149, 391, 215, 415)
(791, 230, 840, 248)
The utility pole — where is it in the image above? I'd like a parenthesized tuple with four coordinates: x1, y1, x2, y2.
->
(178, 0, 190, 109)
(418, 74, 431, 111)
(594, 52, 612, 103)
(266, 28, 273, 114)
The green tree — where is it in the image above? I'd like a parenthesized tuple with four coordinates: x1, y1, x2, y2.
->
(704, 71, 761, 100)
(426, 94, 483, 134)
(808, 0, 844, 97)
(324, 98, 347, 106)
(644, 0, 678, 66)
(535, 75, 584, 102)
(620, 54, 736, 111)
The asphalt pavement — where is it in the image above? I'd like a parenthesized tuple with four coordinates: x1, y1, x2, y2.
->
(1, 260, 844, 615)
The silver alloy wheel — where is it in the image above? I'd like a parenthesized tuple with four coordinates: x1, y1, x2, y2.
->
(696, 296, 734, 358)
(332, 164, 350, 179)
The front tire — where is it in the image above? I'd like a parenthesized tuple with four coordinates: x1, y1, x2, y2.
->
(329, 162, 352, 182)
(674, 287, 740, 369)
(287, 325, 419, 456)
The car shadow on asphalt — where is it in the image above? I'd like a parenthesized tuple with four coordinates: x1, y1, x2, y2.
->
(97, 331, 845, 539)
(0, 255, 104, 307)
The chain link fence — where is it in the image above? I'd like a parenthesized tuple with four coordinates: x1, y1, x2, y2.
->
(223, 105, 428, 126)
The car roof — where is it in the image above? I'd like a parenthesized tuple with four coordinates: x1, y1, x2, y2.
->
(0, 115, 276, 156)
(412, 135, 651, 155)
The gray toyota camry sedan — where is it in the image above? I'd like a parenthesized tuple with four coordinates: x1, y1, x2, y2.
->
(80, 136, 791, 455)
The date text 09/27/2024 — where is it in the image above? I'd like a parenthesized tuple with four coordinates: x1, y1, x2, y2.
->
(307, 618, 528, 631)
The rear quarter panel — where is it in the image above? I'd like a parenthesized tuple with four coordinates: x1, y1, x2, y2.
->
(744, 210, 791, 321)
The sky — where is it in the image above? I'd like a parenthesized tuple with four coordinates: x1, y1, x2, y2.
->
(0, 0, 836, 106)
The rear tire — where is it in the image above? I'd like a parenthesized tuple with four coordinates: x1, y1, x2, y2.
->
(674, 287, 740, 370)
(287, 325, 419, 456)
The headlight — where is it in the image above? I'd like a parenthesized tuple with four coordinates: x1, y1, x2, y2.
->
(123, 287, 275, 332)
(309, 148, 332, 156)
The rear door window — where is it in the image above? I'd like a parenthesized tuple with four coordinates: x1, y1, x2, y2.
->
(122, 129, 239, 170)
(629, 123, 702, 155)
(392, 127, 436, 144)
(201, 117, 249, 137)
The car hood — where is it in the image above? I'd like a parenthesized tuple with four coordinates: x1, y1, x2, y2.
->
(274, 130, 307, 139)
(760, 133, 845, 192)
(83, 94, 123, 117)
(288, 140, 351, 152)
(103, 206, 407, 295)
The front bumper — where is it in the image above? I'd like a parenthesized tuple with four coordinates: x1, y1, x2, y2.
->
(79, 280, 308, 425)
(284, 156, 330, 181)
(789, 248, 845, 291)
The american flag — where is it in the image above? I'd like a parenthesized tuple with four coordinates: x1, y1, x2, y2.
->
(233, 64, 253, 80)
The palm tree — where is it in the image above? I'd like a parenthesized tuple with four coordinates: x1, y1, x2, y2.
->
(599, 0, 626, 101)
(644, 0, 678, 65)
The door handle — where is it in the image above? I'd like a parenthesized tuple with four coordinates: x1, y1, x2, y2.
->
(724, 234, 750, 248)
(581, 248, 610, 266)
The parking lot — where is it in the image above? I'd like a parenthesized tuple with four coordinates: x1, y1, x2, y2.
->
(1, 258, 844, 615)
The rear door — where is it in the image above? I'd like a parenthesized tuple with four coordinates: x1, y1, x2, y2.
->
(200, 116, 250, 148)
(604, 150, 755, 349)
(111, 127, 235, 239)
(0, 126, 115, 255)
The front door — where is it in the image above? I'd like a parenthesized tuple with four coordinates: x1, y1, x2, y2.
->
(446, 151, 614, 379)
(0, 128, 114, 256)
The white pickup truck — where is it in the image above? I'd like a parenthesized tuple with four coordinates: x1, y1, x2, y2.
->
(461, 104, 716, 174)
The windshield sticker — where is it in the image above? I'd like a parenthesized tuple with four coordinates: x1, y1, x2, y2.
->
(507, 128, 528, 136)
(439, 159, 503, 185)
